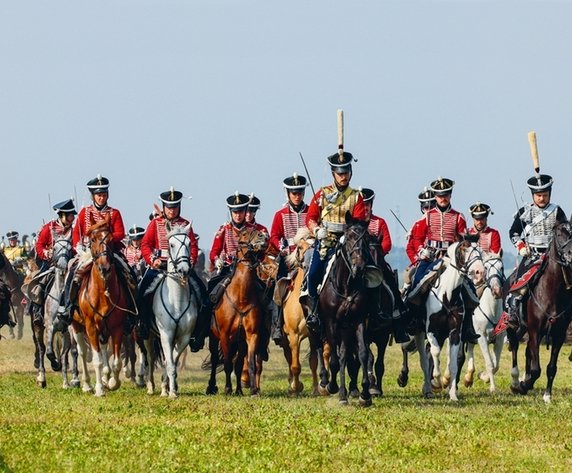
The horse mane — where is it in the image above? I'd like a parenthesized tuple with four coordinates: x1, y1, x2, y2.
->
(166, 223, 189, 237)
(87, 218, 110, 235)
(285, 227, 313, 268)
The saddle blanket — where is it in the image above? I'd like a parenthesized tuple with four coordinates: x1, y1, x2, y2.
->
(509, 255, 546, 293)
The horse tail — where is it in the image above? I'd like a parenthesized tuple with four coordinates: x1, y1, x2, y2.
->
(153, 336, 165, 367)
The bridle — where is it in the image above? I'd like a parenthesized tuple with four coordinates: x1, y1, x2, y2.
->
(166, 230, 191, 278)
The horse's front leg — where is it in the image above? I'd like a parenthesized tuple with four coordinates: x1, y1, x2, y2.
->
(476, 334, 496, 392)
(507, 329, 521, 393)
(159, 331, 176, 398)
(519, 329, 541, 395)
(143, 336, 155, 395)
(461, 342, 474, 389)
(543, 327, 567, 404)
(246, 332, 259, 396)
(426, 332, 443, 392)
(338, 338, 348, 405)
(397, 343, 410, 388)
(356, 323, 372, 407)
(447, 334, 462, 402)
(107, 328, 123, 392)
(73, 328, 92, 393)
(32, 321, 47, 388)
(206, 335, 219, 395)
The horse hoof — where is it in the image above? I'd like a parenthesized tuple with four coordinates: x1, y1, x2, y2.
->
(108, 378, 120, 391)
(369, 387, 382, 396)
(339, 398, 349, 406)
(359, 396, 372, 407)
(169, 392, 178, 399)
(71, 380, 81, 389)
(82, 385, 93, 393)
(463, 378, 474, 388)
(136, 379, 146, 389)
(327, 384, 339, 395)
(397, 374, 408, 388)
(47, 353, 62, 372)
(318, 384, 330, 397)
(37, 380, 47, 389)
(441, 376, 451, 389)
(423, 391, 435, 399)
(206, 385, 218, 395)
(349, 389, 360, 399)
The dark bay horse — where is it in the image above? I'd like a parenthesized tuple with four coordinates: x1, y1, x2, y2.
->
(206, 227, 268, 396)
(317, 213, 374, 406)
(0, 253, 25, 337)
(73, 215, 134, 396)
(510, 221, 572, 403)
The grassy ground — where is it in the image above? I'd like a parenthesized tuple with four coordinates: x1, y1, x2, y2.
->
(1, 323, 572, 472)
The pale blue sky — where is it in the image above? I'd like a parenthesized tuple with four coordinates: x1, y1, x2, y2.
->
(1, 0, 571, 254)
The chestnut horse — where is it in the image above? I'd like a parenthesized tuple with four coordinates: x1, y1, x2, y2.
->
(275, 227, 325, 395)
(72, 215, 134, 396)
(206, 227, 268, 396)
(509, 221, 572, 403)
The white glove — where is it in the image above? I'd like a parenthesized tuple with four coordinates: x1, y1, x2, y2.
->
(44, 248, 54, 259)
(214, 258, 224, 271)
(417, 247, 433, 261)
(315, 227, 328, 241)
(519, 246, 530, 257)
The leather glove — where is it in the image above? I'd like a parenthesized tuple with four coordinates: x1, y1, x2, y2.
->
(214, 258, 224, 271)
(315, 227, 328, 241)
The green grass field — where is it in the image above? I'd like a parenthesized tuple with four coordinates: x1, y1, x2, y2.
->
(1, 324, 572, 472)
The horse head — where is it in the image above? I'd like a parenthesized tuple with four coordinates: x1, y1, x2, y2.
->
(52, 233, 73, 271)
(285, 227, 314, 270)
(483, 253, 505, 299)
(237, 228, 268, 262)
(88, 214, 113, 278)
(553, 221, 572, 267)
(342, 212, 369, 279)
(165, 222, 191, 278)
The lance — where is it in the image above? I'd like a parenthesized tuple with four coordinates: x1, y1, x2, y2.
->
(389, 209, 408, 233)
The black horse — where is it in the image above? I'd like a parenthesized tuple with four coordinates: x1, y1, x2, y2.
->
(509, 221, 572, 402)
(316, 212, 374, 406)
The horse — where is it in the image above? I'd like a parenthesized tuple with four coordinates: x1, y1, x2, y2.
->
(0, 253, 26, 339)
(417, 240, 483, 401)
(462, 253, 505, 392)
(315, 213, 376, 406)
(206, 227, 268, 396)
(31, 233, 79, 388)
(273, 227, 325, 395)
(508, 221, 572, 403)
(144, 222, 198, 398)
(72, 215, 134, 396)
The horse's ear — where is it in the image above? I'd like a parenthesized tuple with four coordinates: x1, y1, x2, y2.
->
(345, 211, 354, 225)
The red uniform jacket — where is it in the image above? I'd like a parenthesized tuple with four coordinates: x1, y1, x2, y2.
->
(406, 217, 426, 264)
(468, 226, 502, 255)
(210, 222, 257, 266)
(123, 244, 143, 267)
(141, 216, 198, 266)
(269, 204, 308, 253)
(72, 205, 125, 250)
(367, 215, 392, 255)
(36, 220, 73, 261)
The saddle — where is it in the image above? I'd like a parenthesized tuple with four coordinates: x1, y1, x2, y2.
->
(273, 274, 294, 307)
(405, 259, 446, 306)
(508, 254, 547, 294)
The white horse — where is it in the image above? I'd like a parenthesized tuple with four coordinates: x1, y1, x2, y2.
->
(462, 253, 505, 392)
(145, 223, 199, 398)
(30, 233, 79, 388)
(424, 241, 483, 401)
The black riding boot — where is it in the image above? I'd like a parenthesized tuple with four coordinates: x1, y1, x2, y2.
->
(271, 303, 283, 346)
(54, 279, 79, 332)
(304, 296, 320, 333)
(392, 314, 411, 344)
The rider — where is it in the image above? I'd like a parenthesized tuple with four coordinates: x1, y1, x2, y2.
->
(467, 202, 502, 256)
(3, 231, 28, 270)
(497, 173, 567, 333)
(245, 194, 269, 236)
(406, 177, 480, 343)
(303, 150, 366, 331)
(55, 175, 133, 328)
(360, 187, 409, 343)
(123, 225, 145, 277)
(269, 173, 309, 344)
(27, 199, 76, 325)
(139, 187, 210, 351)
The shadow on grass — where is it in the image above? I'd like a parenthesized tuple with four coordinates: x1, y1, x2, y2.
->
(0, 454, 14, 472)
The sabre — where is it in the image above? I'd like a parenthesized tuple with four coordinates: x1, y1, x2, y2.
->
(389, 209, 408, 233)
(298, 152, 316, 196)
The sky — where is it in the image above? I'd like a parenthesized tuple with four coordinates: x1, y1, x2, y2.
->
(1, 0, 571, 254)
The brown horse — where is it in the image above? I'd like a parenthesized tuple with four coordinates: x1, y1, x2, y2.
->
(72, 215, 134, 396)
(274, 227, 327, 395)
(509, 221, 572, 403)
(206, 227, 268, 396)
